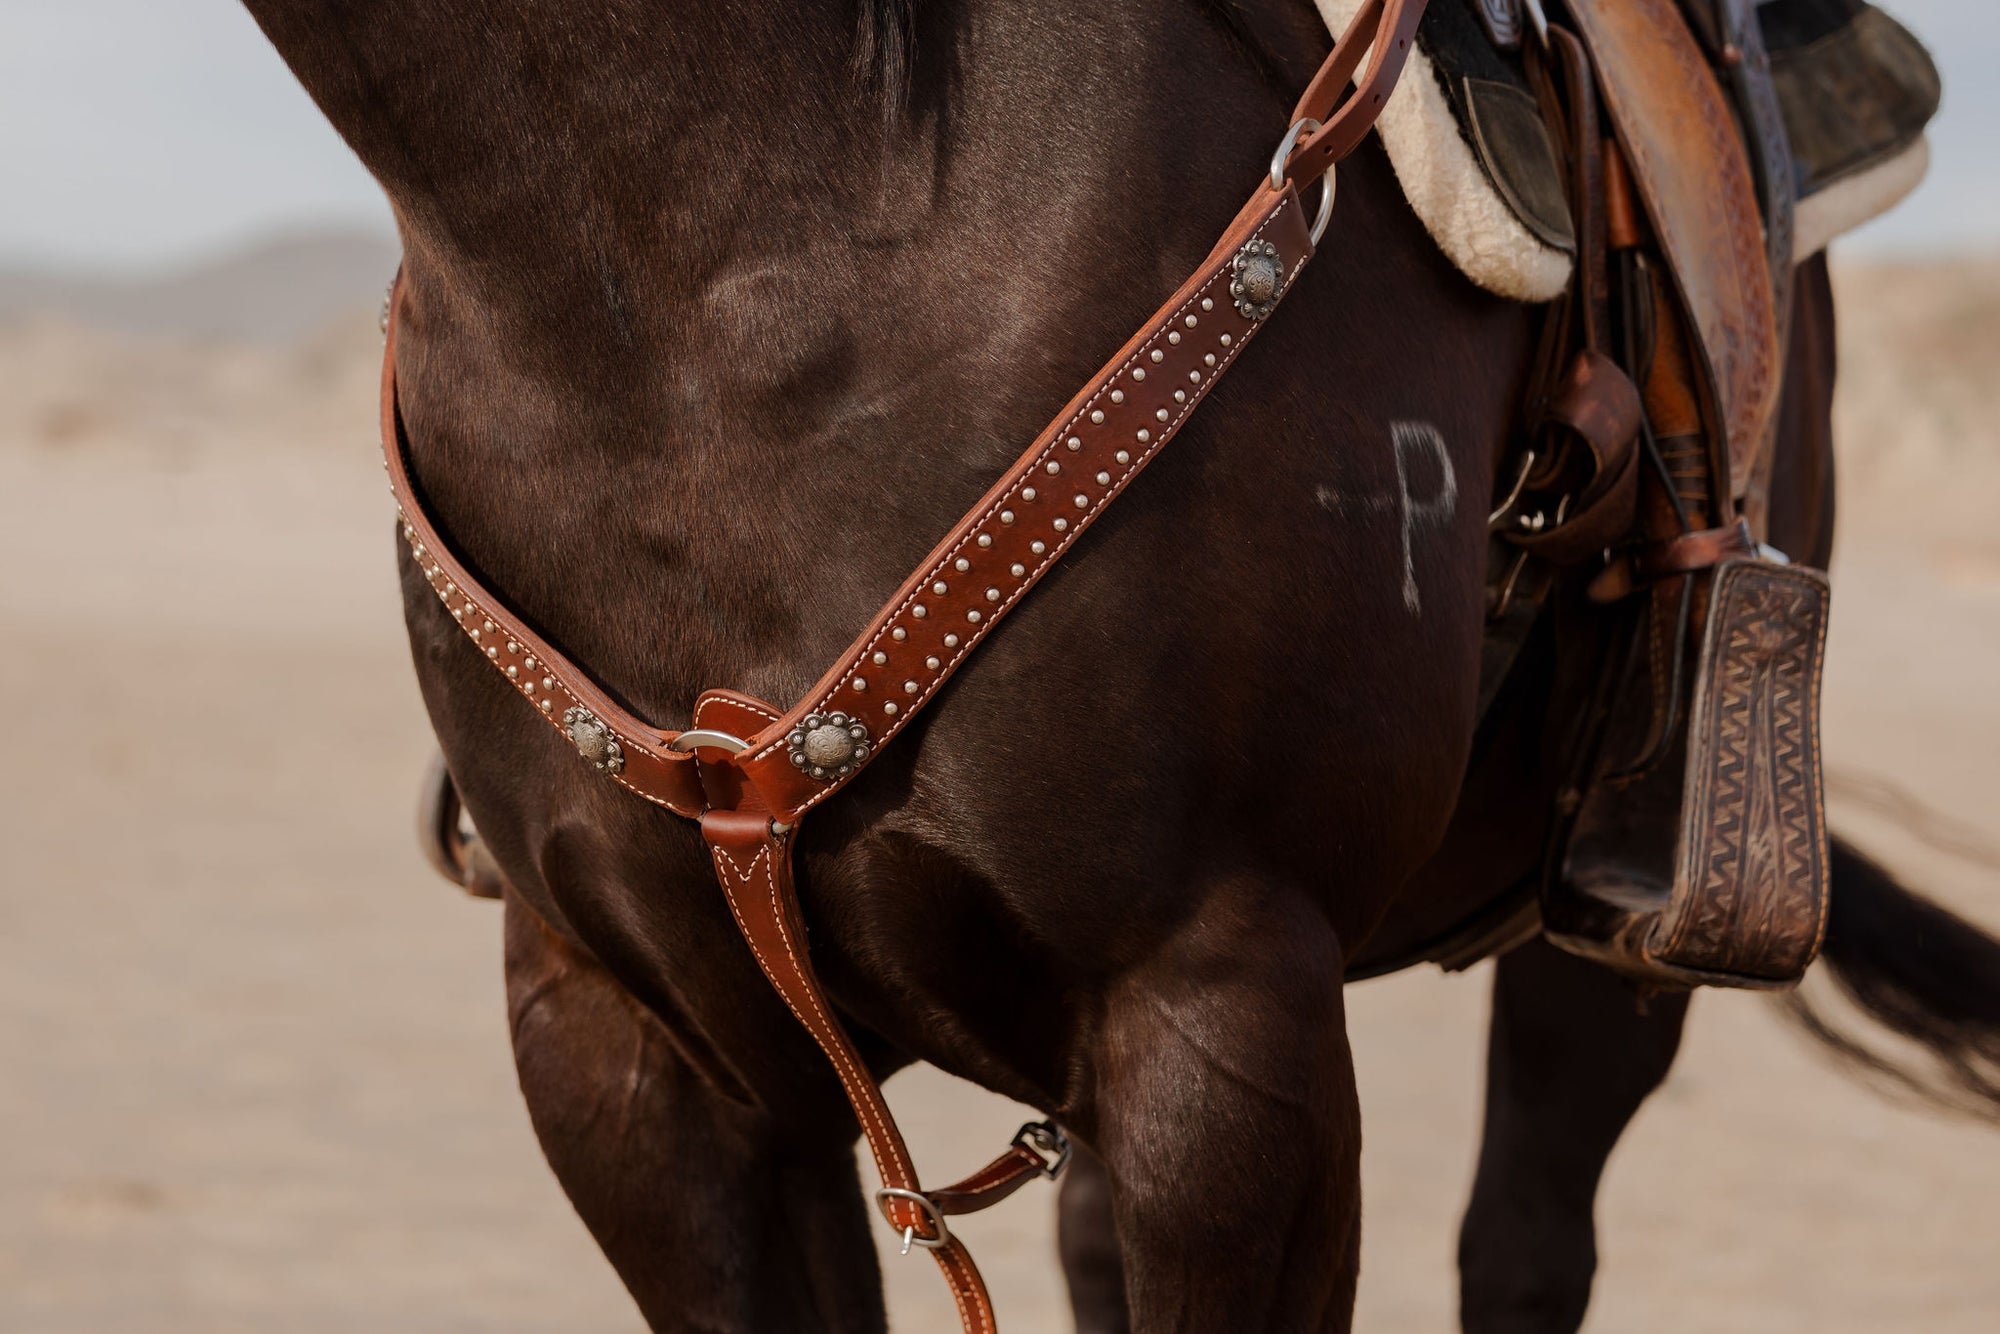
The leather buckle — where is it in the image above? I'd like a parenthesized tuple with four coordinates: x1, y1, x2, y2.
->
(1011, 1120, 1072, 1179)
(876, 1187, 951, 1255)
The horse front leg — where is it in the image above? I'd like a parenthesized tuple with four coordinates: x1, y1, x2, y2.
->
(1457, 937, 1689, 1333)
(502, 893, 887, 1334)
(1088, 884, 1363, 1332)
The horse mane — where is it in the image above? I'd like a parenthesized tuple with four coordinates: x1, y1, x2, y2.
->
(853, 0, 920, 118)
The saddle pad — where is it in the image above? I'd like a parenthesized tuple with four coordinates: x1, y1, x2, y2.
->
(1316, 0, 1940, 303)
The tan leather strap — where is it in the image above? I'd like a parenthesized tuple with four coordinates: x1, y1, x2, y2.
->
(1280, 0, 1430, 183)
(379, 10, 1429, 1327)
(730, 183, 1315, 823)
(1563, 0, 1779, 501)
(382, 302, 708, 818)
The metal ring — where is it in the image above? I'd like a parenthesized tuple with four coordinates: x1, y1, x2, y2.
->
(1269, 117, 1336, 245)
(1011, 1121, 1073, 1179)
(876, 1187, 950, 1254)
(670, 728, 750, 755)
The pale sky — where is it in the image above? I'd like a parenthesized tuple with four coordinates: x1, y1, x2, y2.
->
(3, 0, 1995, 272)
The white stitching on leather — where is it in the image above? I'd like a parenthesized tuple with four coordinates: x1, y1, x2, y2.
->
(761, 202, 1306, 818)
(707, 840, 915, 1213)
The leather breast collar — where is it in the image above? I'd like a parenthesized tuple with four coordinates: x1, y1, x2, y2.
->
(381, 3, 1426, 1326)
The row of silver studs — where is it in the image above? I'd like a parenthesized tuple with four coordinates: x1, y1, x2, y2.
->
(819, 270, 1259, 777)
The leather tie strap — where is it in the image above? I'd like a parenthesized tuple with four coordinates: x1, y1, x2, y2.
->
(378, 6, 1430, 1327)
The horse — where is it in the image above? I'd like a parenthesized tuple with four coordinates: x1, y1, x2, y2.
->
(244, 1, 2000, 1328)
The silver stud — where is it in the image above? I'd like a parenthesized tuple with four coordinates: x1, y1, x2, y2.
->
(507, 666, 519, 679)
(1096, 471, 1111, 485)
(1001, 510, 1015, 525)
(966, 609, 983, 623)
(506, 640, 519, 654)
(1137, 429, 1151, 443)
(1067, 436, 1082, 452)
(944, 634, 961, 648)
(954, 558, 970, 573)
(1205, 353, 1217, 367)
(539, 699, 553, 712)
(1110, 389, 1124, 404)
(1045, 461, 1060, 475)
(852, 677, 867, 691)
(932, 581, 948, 596)
(1201, 297, 1215, 311)
(1190, 370, 1202, 384)
(1132, 368, 1146, 382)
(1168, 331, 1181, 345)
(1116, 450, 1131, 465)
(925, 656, 941, 670)
(469, 628, 481, 641)
(481, 620, 495, 634)
(885, 702, 900, 716)
(912, 603, 928, 618)
(1186, 314, 1199, 328)
(542, 678, 553, 691)
(1090, 410, 1105, 424)
(893, 627, 908, 641)
(873, 651, 888, 664)
(1054, 518, 1070, 532)
(985, 587, 1000, 602)
(452, 608, 465, 621)
(1010, 563, 1025, 577)
(977, 534, 993, 548)
(1220, 333, 1233, 347)
(1156, 408, 1170, 422)
(1074, 494, 1088, 508)
(486, 645, 499, 658)
(1149, 349, 1164, 363)
(524, 680, 535, 694)
(904, 681, 919, 694)
(1174, 390, 1186, 403)
(1023, 486, 1038, 501)
(1030, 541, 1046, 555)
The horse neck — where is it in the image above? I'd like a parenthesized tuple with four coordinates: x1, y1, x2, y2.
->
(245, 0, 1335, 706)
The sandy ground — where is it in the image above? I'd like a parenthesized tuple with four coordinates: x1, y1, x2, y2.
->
(2, 259, 1998, 1332)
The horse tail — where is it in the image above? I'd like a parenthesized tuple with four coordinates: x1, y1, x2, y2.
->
(1782, 834, 2000, 1122)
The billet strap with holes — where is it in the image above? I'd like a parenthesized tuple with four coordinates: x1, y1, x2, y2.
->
(379, 3, 1426, 1328)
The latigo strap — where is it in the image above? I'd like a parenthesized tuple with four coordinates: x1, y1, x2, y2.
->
(380, 2, 1428, 1327)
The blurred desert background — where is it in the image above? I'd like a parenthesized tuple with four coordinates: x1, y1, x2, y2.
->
(5, 2, 2000, 1332)
(5, 240, 2000, 1334)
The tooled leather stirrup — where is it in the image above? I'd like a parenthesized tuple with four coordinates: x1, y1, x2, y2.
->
(381, 3, 1429, 1327)
(1524, 0, 1830, 990)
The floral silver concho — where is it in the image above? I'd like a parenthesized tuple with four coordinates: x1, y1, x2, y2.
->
(562, 706, 625, 774)
(1230, 239, 1284, 320)
(787, 711, 871, 781)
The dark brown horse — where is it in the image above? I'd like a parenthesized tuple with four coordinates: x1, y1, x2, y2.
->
(246, 1, 2000, 1329)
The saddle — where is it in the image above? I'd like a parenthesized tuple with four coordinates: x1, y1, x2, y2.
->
(387, 0, 1939, 1323)
(1412, 0, 1936, 989)
(1337, 0, 1938, 303)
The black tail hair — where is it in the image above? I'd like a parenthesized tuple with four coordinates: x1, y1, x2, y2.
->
(1783, 835, 2000, 1121)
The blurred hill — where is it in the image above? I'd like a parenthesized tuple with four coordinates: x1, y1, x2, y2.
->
(0, 229, 398, 344)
